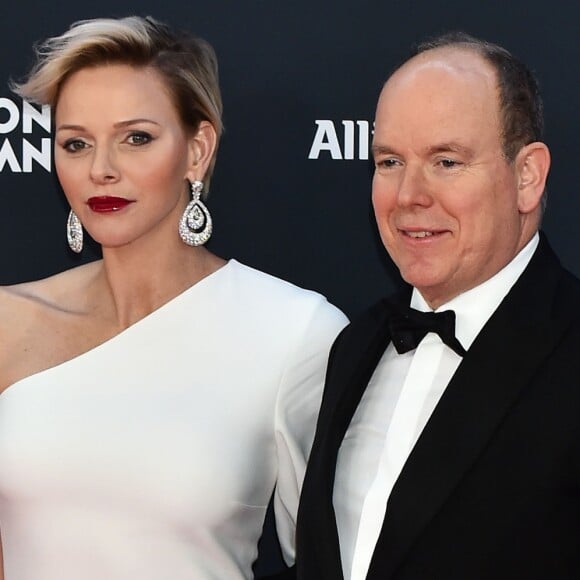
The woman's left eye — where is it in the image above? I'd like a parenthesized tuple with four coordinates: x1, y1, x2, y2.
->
(126, 132, 152, 145)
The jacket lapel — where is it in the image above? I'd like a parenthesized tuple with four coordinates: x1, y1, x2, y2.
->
(367, 235, 577, 578)
(297, 297, 401, 579)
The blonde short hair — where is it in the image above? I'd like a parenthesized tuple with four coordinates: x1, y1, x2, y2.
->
(13, 16, 223, 183)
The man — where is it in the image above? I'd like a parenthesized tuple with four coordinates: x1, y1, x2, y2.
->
(280, 33, 580, 579)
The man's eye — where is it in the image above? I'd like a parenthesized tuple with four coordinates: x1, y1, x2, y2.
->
(377, 158, 400, 169)
(439, 158, 459, 168)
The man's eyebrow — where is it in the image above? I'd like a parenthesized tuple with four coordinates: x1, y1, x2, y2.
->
(425, 142, 474, 156)
(370, 144, 397, 156)
(370, 142, 475, 158)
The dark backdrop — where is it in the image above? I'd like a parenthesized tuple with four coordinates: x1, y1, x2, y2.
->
(1, 0, 578, 576)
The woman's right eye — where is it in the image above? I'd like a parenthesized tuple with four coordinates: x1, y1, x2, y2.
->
(62, 139, 88, 153)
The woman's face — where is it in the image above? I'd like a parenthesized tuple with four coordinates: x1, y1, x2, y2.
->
(54, 64, 208, 249)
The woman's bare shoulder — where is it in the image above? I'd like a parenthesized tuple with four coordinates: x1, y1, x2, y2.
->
(0, 260, 102, 314)
(0, 261, 105, 392)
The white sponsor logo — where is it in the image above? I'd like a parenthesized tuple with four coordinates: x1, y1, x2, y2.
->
(308, 120, 372, 160)
(0, 97, 51, 173)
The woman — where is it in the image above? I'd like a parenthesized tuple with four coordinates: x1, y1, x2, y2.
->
(0, 16, 346, 580)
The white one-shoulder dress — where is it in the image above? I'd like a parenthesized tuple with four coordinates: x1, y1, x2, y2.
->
(0, 260, 347, 580)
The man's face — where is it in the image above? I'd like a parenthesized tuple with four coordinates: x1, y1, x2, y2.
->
(371, 49, 537, 308)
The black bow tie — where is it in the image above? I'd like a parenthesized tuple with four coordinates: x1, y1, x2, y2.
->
(387, 304, 467, 357)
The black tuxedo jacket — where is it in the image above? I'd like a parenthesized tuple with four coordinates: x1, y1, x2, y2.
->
(270, 234, 580, 580)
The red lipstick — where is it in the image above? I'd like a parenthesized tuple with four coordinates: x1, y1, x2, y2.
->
(87, 196, 135, 213)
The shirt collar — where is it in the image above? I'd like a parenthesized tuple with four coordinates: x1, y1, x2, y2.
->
(410, 233, 539, 351)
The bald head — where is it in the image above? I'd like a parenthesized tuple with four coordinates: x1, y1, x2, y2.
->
(370, 39, 550, 307)
(388, 46, 497, 95)
(383, 47, 502, 147)
(393, 32, 544, 163)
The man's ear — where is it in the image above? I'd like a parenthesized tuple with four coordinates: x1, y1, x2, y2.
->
(185, 121, 218, 183)
(515, 141, 550, 214)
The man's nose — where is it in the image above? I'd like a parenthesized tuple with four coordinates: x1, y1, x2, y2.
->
(396, 165, 432, 207)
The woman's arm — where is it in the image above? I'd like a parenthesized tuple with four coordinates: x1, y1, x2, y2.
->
(273, 299, 347, 564)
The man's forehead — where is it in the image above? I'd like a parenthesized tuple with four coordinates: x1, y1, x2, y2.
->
(372, 47, 504, 151)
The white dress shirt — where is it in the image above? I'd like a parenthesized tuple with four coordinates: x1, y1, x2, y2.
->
(334, 233, 539, 580)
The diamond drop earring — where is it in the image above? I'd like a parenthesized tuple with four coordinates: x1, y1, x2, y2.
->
(178, 180, 213, 246)
(67, 209, 83, 253)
